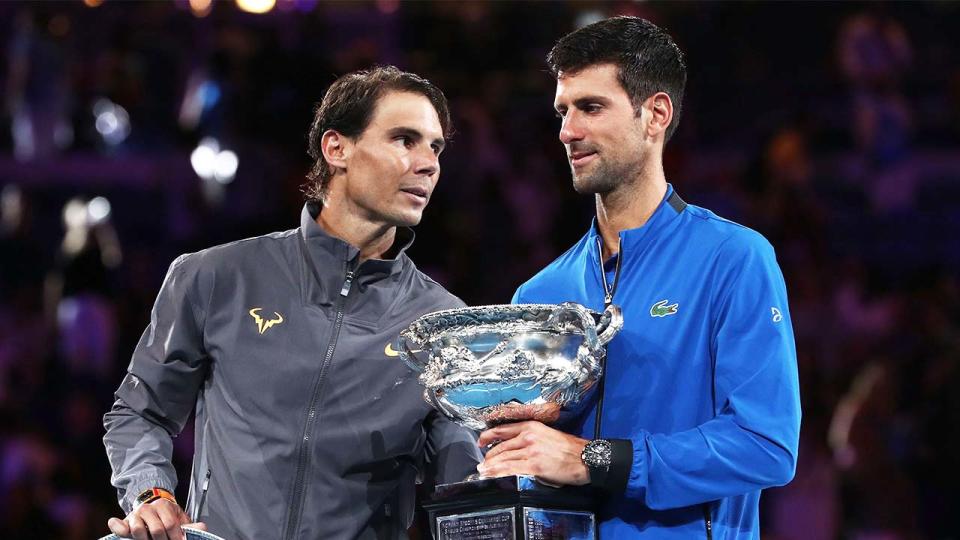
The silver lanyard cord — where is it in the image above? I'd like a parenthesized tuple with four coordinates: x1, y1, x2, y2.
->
(593, 234, 622, 441)
(595, 235, 623, 307)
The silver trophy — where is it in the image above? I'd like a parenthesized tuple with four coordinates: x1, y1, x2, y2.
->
(397, 302, 622, 431)
(396, 302, 623, 540)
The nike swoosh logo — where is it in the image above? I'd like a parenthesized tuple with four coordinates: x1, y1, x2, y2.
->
(385, 342, 423, 357)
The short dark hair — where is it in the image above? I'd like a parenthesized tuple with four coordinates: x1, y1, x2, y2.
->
(304, 65, 451, 202)
(547, 16, 687, 142)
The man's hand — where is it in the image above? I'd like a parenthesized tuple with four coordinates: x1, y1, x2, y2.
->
(107, 498, 207, 540)
(476, 421, 590, 486)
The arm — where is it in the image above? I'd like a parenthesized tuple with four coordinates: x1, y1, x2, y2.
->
(423, 410, 483, 486)
(486, 236, 801, 509)
(622, 236, 801, 508)
(102, 254, 210, 538)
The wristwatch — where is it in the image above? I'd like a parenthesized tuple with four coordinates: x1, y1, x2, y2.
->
(581, 439, 613, 471)
(581, 438, 631, 492)
(134, 487, 177, 509)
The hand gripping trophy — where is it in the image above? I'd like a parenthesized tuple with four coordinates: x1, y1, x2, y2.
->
(99, 528, 225, 540)
(396, 302, 622, 540)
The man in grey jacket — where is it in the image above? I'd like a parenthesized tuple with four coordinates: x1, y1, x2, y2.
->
(104, 66, 481, 540)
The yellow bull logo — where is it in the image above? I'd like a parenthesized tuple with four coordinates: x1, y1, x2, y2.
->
(249, 308, 284, 334)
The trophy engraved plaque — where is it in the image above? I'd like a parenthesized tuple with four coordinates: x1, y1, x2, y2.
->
(396, 302, 622, 540)
(437, 507, 516, 539)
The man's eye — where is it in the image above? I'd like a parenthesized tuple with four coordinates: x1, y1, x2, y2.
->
(583, 104, 602, 113)
(431, 144, 441, 155)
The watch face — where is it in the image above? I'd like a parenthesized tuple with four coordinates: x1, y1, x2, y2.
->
(135, 489, 157, 505)
(582, 439, 613, 468)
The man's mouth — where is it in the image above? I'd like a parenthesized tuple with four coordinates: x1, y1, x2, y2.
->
(569, 150, 598, 168)
(400, 186, 429, 202)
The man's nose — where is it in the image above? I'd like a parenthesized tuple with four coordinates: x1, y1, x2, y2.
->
(559, 113, 584, 145)
(413, 146, 439, 176)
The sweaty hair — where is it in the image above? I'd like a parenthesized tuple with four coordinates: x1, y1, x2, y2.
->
(304, 65, 451, 202)
(547, 16, 687, 142)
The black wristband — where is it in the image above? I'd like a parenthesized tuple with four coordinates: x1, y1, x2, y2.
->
(589, 438, 632, 493)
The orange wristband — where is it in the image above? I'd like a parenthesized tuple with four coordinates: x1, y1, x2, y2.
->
(133, 487, 177, 509)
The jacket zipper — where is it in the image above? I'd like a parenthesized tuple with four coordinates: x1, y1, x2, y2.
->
(592, 236, 622, 442)
(194, 469, 211, 521)
(703, 504, 713, 540)
(282, 265, 355, 540)
(594, 236, 623, 309)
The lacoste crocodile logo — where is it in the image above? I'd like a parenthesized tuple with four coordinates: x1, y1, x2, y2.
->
(249, 308, 284, 334)
(650, 299, 679, 317)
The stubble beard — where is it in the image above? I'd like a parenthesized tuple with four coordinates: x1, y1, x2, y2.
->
(570, 153, 641, 196)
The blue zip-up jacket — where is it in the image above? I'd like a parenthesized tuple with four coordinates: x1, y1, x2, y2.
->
(512, 185, 800, 539)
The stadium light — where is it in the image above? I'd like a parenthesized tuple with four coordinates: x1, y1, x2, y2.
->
(191, 138, 238, 184)
(87, 196, 112, 225)
(92, 98, 131, 146)
(236, 0, 275, 14)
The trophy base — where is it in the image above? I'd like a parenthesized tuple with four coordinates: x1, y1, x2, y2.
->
(423, 475, 596, 540)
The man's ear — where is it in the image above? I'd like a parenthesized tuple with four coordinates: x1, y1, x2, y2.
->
(644, 92, 674, 140)
(320, 129, 351, 172)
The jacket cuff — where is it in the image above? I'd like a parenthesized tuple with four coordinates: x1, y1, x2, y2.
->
(624, 434, 649, 502)
(121, 476, 177, 514)
(590, 439, 632, 494)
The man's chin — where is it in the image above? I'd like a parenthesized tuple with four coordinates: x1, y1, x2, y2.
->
(571, 168, 620, 195)
(571, 166, 597, 193)
(572, 176, 601, 195)
(392, 211, 424, 228)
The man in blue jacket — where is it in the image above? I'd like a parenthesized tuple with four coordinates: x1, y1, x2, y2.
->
(477, 16, 801, 539)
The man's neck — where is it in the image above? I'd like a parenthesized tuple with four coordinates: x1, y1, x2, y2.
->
(316, 201, 397, 263)
(594, 167, 667, 261)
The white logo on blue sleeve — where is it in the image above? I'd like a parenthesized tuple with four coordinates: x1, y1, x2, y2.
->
(771, 307, 783, 323)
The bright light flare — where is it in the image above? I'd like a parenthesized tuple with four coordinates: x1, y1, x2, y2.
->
(236, 0, 275, 14)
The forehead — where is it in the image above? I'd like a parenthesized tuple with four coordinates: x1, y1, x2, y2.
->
(554, 63, 628, 105)
(365, 90, 443, 139)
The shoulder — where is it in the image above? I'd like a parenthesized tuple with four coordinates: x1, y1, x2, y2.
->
(173, 228, 300, 273)
(164, 228, 300, 298)
(515, 230, 593, 301)
(401, 256, 466, 311)
(683, 203, 775, 260)
(680, 205, 784, 298)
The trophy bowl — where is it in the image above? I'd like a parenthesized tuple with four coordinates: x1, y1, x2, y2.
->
(396, 302, 622, 431)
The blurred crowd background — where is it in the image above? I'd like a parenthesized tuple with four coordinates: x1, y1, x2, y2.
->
(0, 1, 958, 539)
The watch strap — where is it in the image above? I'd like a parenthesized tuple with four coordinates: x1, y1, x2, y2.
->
(134, 487, 177, 510)
(589, 438, 632, 493)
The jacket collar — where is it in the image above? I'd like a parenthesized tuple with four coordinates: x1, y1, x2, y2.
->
(587, 183, 687, 268)
(299, 201, 414, 282)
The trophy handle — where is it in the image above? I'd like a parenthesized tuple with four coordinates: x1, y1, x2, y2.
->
(395, 332, 429, 373)
(595, 304, 623, 346)
(553, 302, 601, 349)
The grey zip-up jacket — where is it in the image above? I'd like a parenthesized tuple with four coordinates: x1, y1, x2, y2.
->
(103, 203, 481, 539)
